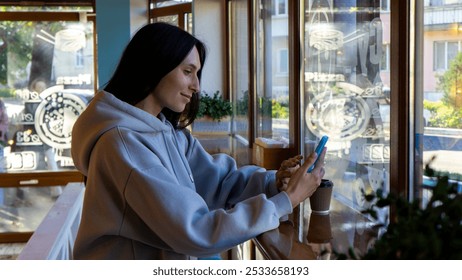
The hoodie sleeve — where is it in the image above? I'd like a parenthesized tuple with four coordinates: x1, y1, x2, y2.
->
(125, 165, 292, 257)
(178, 129, 285, 210)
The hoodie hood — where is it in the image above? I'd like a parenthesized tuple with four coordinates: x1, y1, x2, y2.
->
(71, 90, 170, 175)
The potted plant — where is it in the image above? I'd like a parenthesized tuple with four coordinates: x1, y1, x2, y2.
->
(192, 91, 232, 135)
(335, 158, 462, 259)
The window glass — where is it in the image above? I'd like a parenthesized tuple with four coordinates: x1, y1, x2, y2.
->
(255, 0, 289, 144)
(149, 0, 192, 33)
(429, 0, 443, 6)
(302, 0, 390, 216)
(381, 44, 390, 71)
(434, 41, 446, 70)
(445, 0, 460, 5)
(0, 7, 95, 236)
(447, 41, 459, 64)
(153, 15, 179, 26)
(0, 20, 94, 174)
(381, 0, 390, 11)
(229, 0, 250, 166)
(422, 1, 462, 198)
(152, 0, 192, 8)
(275, 0, 287, 16)
(278, 48, 288, 74)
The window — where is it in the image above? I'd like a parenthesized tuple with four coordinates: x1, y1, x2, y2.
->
(429, 0, 443, 6)
(0, 1, 95, 241)
(256, 0, 290, 144)
(302, 0, 389, 215)
(0, 5, 95, 172)
(381, 44, 390, 71)
(229, 0, 251, 167)
(444, 0, 460, 5)
(427, 0, 462, 6)
(273, 0, 287, 16)
(149, 0, 193, 32)
(422, 1, 462, 203)
(277, 48, 288, 74)
(381, 0, 390, 12)
(76, 48, 84, 68)
(434, 41, 460, 71)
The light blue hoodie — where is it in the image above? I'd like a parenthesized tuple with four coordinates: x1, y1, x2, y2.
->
(71, 90, 292, 259)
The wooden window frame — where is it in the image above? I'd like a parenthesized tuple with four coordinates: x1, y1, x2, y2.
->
(148, 0, 192, 30)
(0, 1, 94, 243)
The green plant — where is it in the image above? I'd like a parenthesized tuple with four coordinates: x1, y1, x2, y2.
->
(337, 159, 462, 259)
(437, 52, 462, 109)
(259, 96, 272, 117)
(197, 91, 232, 121)
(0, 88, 15, 98)
(235, 93, 289, 119)
(424, 100, 462, 129)
(236, 91, 249, 116)
(271, 99, 289, 119)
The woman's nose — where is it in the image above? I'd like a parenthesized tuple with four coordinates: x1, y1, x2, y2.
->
(190, 76, 200, 93)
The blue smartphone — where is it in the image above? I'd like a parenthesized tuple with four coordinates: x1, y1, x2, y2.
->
(307, 135, 329, 173)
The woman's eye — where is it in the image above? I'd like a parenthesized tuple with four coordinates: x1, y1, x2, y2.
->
(184, 69, 192, 75)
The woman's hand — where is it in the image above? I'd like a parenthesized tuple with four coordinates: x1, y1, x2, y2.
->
(284, 148, 326, 208)
(276, 155, 303, 191)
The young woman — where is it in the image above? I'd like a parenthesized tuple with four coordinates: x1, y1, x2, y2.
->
(71, 22, 326, 260)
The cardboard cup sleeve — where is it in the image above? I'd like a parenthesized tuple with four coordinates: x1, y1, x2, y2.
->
(309, 179, 333, 215)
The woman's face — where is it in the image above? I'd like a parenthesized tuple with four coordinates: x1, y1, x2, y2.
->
(150, 46, 201, 115)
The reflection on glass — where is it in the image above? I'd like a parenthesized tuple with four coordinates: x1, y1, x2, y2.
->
(255, 0, 290, 145)
(230, 0, 251, 166)
(307, 213, 333, 260)
(154, 15, 179, 27)
(149, 1, 192, 32)
(302, 0, 390, 212)
(152, 0, 192, 8)
(0, 21, 94, 174)
(421, 1, 462, 197)
(0, 186, 58, 233)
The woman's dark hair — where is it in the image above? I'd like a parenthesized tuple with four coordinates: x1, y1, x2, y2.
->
(104, 22, 207, 129)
